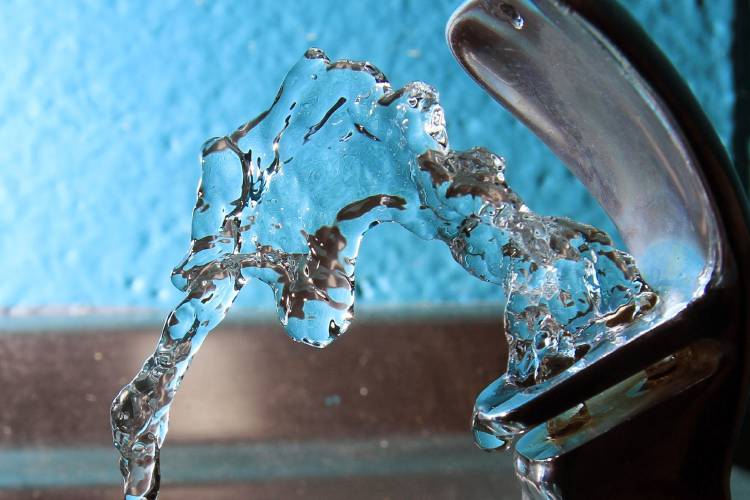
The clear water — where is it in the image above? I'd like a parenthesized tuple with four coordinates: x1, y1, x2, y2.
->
(110, 49, 656, 499)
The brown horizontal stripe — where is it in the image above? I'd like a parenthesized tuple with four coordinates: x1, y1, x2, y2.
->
(0, 317, 506, 446)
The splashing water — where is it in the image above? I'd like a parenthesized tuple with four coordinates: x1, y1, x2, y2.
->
(111, 49, 656, 498)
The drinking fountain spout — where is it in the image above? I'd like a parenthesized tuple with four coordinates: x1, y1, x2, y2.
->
(447, 1, 750, 498)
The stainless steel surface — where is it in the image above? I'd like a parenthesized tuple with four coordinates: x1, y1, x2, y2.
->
(447, 0, 719, 296)
(0, 316, 522, 498)
(448, 1, 750, 498)
(2, 319, 750, 499)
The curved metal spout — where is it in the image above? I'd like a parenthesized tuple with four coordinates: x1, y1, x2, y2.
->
(448, 0, 722, 298)
(447, 1, 750, 498)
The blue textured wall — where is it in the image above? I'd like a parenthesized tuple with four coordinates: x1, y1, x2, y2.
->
(0, 0, 735, 317)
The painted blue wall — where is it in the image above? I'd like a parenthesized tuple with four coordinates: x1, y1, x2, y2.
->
(0, 0, 735, 317)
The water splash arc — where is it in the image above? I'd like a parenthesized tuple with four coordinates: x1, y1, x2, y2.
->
(111, 49, 656, 499)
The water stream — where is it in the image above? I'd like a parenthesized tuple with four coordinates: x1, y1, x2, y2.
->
(110, 49, 656, 499)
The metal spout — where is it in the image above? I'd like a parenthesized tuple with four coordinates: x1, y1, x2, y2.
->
(447, 1, 750, 498)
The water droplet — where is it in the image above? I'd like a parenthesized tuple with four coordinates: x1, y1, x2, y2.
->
(493, 2, 524, 30)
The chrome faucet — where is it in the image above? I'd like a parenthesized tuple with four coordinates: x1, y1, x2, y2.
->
(447, 1, 750, 498)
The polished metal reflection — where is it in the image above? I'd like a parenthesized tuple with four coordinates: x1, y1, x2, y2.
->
(448, 0, 720, 299)
(448, 1, 749, 499)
